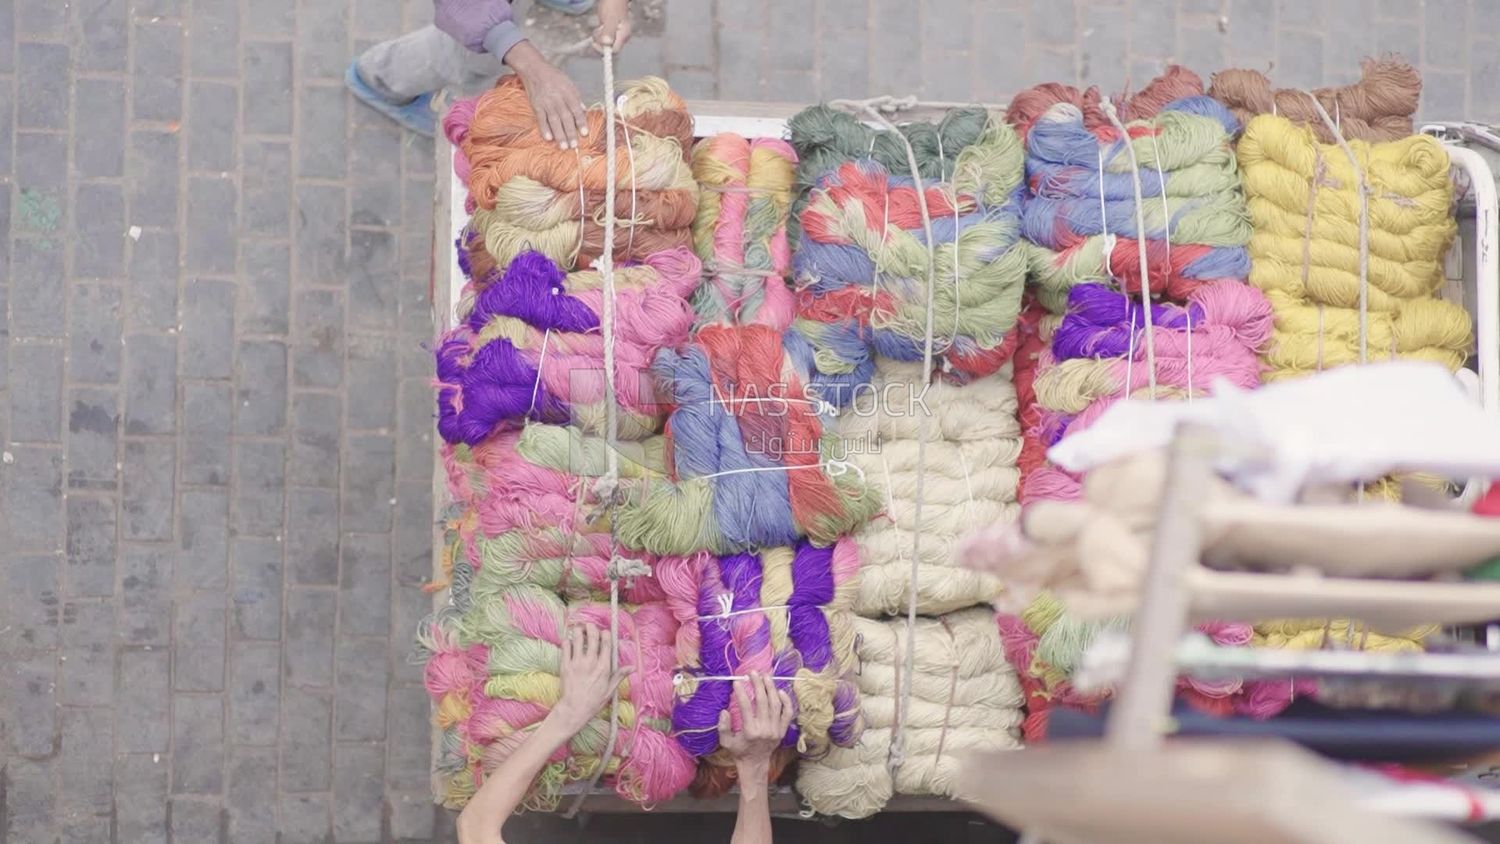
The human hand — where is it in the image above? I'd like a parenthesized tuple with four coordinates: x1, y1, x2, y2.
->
(592, 0, 631, 53)
(506, 42, 589, 150)
(548, 623, 632, 735)
(717, 673, 794, 774)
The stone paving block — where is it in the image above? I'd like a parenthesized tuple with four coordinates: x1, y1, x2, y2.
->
(188, 81, 241, 173)
(5, 651, 58, 757)
(290, 391, 343, 486)
(60, 599, 116, 705)
(343, 432, 396, 533)
(67, 388, 121, 491)
(389, 580, 429, 685)
(339, 533, 392, 640)
(287, 487, 341, 584)
(10, 238, 67, 340)
(1425, 68, 1468, 120)
(5, 552, 61, 653)
(18, 43, 71, 131)
(5, 446, 65, 551)
(16, 130, 68, 203)
(74, 0, 129, 72)
(1426, 0, 1470, 70)
(129, 135, 183, 233)
(118, 545, 172, 646)
(1276, 29, 1327, 89)
(123, 438, 178, 540)
(183, 382, 233, 485)
(279, 793, 333, 842)
(234, 337, 290, 436)
(66, 494, 117, 598)
(1081, 2, 1129, 86)
(123, 333, 179, 434)
(233, 439, 288, 535)
(168, 798, 225, 840)
(18, 0, 66, 35)
(346, 333, 398, 430)
(182, 279, 238, 379)
(132, 29, 186, 123)
(280, 686, 333, 790)
(73, 182, 128, 279)
(243, 41, 295, 137)
(297, 0, 351, 79)
(58, 706, 115, 836)
(178, 486, 231, 591)
(284, 588, 337, 686)
(232, 536, 285, 641)
(3, 758, 57, 842)
(74, 78, 127, 178)
(175, 591, 229, 692)
(241, 238, 293, 332)
(294, 183, 350, 283)
(299, 83, 351, 179)
(348, 228, 400, 330)
(395, 379, 434, 480)
(173, 693, 227, 794)
(333, 742, 386, 842)
(115, 754, 171, 844)
(69, 284, 124, 385)
(815, 28, 868, 99)
(228, 639, 282, 744)
(186, 176, 240, 274)
(126, 228, 181, 330)
(353, 173, 402, 228)
(1027, 0, 1075, 45)
(293, 289, 346, 387)
(0, 80, 12, 176)
(9, 341, 64, 443)
(189, 0, 241, 77)
(335, 637, 389, 741)
(385, 682, 432, 791)
(227, 746, 281, 841)
(117, 647, 173, 753)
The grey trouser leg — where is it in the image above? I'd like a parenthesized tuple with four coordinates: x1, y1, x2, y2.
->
(355, 25, 508, 102)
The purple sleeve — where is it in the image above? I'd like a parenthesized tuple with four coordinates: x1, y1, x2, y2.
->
(433, 0, 523, 57)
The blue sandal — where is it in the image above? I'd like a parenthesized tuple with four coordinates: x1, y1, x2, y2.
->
(345, 61, 436, 138)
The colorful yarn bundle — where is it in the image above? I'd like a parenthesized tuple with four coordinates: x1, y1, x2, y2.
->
(787, 105, 1029, 389)
(1236, 114, 1470, 382)
(690, 134, 799, 329)
(453, 75, 698, 271)
(794, 609, 1024, 818)
(829, 358, 1018, 615)
(429, 574, 696, 809)
(436, 249, 702, 444)
(656, 541, 863, 792)
(503, 325, 880, 555)
(1208, 58, 1422, 145)
(1010, 70, 1271, 504)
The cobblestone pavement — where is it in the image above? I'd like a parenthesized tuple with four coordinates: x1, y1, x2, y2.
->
(2, 1, 1497, 842)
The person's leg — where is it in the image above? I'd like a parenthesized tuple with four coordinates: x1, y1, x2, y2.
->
(355, 25, 487, 102)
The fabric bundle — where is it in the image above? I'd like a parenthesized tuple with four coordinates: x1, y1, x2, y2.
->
(831, 358, 1017, 615)
(436, 249, 702, 444)
(787, 105, 1029, 392)
(1236, 114, 1470, 383)
(691, 134, 799, 329)
(452, 75, 699, 271)
(1009, 69, 1271, 504)
(795, 609, 1024, 818)
(424, 572, 697, 809)
(657, 541, 862, 793)
(1208, 58, 1422, 145)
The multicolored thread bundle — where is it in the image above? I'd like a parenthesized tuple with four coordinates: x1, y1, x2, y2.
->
(788, 105, 1029, 394)
(453, 75, 699, 270)
(795, 609, 1024, 818)
(657, 541, 862, 792)
(691, 134, 799, 328)
(437, 249, 701, 444)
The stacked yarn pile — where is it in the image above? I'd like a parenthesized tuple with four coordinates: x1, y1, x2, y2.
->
(1007, 67, 1273, 503)
(795, 609, 1024, 818)
(421, 75, 715, 809)
(691, 134, 799, 328)
(991, 68, 1287, 737)
(656, 541, 863, 793)
(1208, 58, 1422, 145)
(787, 105, 1029, 394)
(783, 103, 1032, 814)
(453, 75, 698, 269)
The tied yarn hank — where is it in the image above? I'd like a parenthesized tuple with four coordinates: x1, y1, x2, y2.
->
(794, 609, 1024, 818)
(659, 541, 863, 792)
(1208, 58, 1422, 145)
(691, 134, 799, 329)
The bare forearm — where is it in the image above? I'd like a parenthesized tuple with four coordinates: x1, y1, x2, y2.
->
(730, 760, 773, 844)
(456, 715, 572, 844)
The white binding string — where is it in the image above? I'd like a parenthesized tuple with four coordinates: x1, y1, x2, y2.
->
(1149, 133, 1188, 401)
(1097, 147, 1114, 278)
(700, 594, 795, 621)
(1100, 98, 1157, 398)
(527, 328, 553, 415)
(691, 460, 866, 484)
